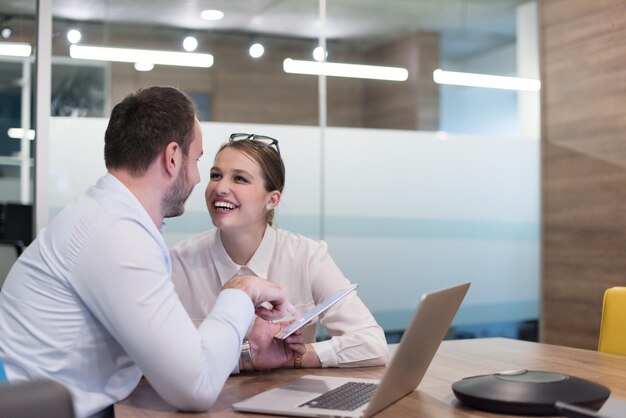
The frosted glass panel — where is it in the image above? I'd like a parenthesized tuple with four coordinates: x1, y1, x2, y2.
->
(49, 118, 539, 332)
(323, 129, 539, 330)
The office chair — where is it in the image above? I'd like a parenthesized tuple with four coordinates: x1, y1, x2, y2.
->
(597, 287, 626, 356)
(0, 203, 34, 246)
(0, 379, 76, 418)
(0, 239, 24, 290)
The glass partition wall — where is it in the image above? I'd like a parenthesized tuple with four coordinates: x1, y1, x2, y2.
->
(0, 0, 540, 341)
(0, 8, 36, 246)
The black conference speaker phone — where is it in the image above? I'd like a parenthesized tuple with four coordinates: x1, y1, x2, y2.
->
(451, 369, 611, 415)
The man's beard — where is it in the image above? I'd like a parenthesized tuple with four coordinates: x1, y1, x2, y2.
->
(162, 160, 193, 218)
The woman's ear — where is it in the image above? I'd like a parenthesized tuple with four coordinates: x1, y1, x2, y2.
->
(267, 190, 281, 209)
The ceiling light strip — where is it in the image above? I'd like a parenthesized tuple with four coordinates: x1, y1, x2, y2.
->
(0, 42, 32, 57)
(8, 128, 36, 140)
(69, 45, 213, 68)
(283, 58, 408, 81)
(433, 69, 540, 91)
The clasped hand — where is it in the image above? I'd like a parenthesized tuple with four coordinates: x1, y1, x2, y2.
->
(247, 317, 306, 370)
(223, 275, 300, 321)
(223, 275, 305, 369)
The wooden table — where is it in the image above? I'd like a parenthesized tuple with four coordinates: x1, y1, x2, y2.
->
(115, 338, 626, 417)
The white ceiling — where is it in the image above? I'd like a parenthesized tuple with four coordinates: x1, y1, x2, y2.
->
(0, 0, 528, 60)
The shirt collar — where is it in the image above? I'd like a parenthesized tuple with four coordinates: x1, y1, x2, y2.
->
(99, 172, 167, 234)
(212, 225, 276, 286)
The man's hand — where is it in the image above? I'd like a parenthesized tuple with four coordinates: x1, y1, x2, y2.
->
(223, 275, 299, 321)
(247, 317, 306, 370)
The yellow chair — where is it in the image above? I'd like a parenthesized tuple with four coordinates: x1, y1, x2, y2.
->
(598, 287, 626, 355)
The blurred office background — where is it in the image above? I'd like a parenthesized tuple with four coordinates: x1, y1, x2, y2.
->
(1, 0, 620, 349)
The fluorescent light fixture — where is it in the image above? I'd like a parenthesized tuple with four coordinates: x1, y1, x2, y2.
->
(0, 42, 32, 57)
(70, 44, 213, 68)
(283, 58, 408, 81)
(8, 128, 35, 140)
(433, 69, 541, 91)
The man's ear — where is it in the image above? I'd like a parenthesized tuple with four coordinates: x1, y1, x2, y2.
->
(163, 141, 181, 177)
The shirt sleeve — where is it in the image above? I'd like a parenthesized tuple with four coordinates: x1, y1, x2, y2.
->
(306, 241, 389, 368)
(72, 218, 254, 411)
(170, 238, 222, 328)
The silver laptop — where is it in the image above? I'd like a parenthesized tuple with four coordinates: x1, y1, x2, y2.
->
(233, 282, 471, 418)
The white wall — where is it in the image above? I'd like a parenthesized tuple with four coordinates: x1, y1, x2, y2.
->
(49, 118, 540, 331)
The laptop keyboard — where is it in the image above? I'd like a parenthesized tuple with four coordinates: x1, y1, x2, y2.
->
(300, 381, 379, 411)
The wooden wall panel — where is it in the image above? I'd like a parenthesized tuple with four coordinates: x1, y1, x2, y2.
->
(363, 33, 440, 130)
(540, 0, 626, 349)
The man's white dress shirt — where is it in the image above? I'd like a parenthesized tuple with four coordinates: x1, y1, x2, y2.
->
(0, 174, 254, 418)
(171, 226, 388, 368)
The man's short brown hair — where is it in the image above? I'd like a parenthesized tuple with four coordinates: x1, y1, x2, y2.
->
(104, 86, 197, 176)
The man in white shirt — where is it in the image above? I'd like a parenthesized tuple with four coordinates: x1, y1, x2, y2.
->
(0, 86, 302, 418)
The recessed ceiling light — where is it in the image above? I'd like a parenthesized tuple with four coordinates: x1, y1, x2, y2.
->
(312, 46, 327, 62)
(67, 29, 82, 44)
(249, 43, 264, 58)
(183, 36, 198, 52)
(134, 62, 154, 72)
(1, 27, 12, 39)
(201, 9, 224, 21)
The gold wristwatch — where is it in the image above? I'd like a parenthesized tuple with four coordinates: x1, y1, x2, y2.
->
(294, 344, 305, 368)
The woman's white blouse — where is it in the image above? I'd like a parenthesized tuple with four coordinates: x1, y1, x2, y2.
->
(170, 226, 388, 368)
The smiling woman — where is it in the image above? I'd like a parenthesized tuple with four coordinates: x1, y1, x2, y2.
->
(170, 134, 389, 371)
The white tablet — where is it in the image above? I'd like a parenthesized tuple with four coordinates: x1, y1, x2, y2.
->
(274, 284, 358, 340)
